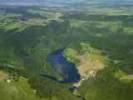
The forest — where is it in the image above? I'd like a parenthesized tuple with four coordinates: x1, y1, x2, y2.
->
(0, 2, 133, 100)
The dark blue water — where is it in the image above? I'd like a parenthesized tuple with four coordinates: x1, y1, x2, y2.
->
(48, 49, 80, 83)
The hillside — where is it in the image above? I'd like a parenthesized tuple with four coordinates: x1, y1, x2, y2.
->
(0, 2, 133, 100)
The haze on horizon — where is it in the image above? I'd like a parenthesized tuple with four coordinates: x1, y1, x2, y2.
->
(0, 0, 133, 6)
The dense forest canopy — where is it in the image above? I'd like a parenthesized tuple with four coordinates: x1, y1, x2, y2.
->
(0, 0, 133, 100)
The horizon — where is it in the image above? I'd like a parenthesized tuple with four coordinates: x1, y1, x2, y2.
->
(0, 0, 133, 6)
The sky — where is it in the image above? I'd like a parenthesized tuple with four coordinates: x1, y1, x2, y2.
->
(0, 0, 133, 6)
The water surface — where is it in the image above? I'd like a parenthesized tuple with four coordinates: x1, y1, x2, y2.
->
(48, 49, 80, 83)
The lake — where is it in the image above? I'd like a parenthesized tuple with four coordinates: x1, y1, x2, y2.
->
(48, 49, 80, 83)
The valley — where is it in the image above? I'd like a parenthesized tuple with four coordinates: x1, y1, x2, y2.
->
(0, 1, 133, 100)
